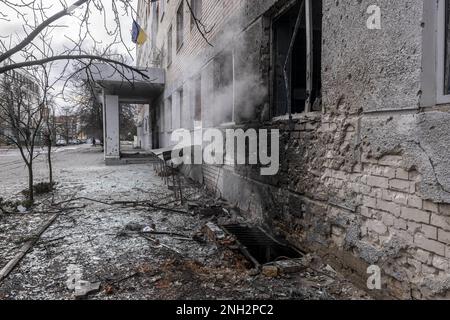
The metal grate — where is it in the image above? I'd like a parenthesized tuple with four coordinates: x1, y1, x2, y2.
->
(222, 224, 303, 266)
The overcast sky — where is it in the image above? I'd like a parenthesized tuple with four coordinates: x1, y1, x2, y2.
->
(0, 0, 139, 113)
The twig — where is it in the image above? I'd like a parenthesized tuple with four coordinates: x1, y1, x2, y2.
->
(0, 213, 59, 282)
(139, 234, 182, 256)
(140, 230, 191, 239)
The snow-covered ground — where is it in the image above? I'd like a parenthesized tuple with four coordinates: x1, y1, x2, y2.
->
(0, 146, 371, 300)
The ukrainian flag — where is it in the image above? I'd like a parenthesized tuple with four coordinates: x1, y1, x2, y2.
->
(132, 20, 147, 45)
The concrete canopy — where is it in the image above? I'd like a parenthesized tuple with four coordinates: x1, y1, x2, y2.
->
(84, 63, 165, 164)
(86, 63, 165, 103)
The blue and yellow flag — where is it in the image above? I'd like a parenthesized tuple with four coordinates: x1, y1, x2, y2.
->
(132, 20, 148, 45)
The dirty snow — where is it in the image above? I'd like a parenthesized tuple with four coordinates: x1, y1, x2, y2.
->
(0, 146, 371, 300)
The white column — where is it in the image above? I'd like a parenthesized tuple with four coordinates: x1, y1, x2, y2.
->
(104, 95, 120, 162)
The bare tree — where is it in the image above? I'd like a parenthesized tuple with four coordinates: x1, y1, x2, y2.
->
(0, 0, 215, 204)
(0, 0, 214, 78)
(0, 67, 51, 203)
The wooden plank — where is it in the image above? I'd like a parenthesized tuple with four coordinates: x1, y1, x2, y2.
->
(0, 214, 59, 282)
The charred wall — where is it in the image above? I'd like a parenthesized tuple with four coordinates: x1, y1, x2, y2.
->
(217, 0, 450, 299)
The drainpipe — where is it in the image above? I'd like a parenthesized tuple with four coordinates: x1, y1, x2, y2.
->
(283, 0, 306, 131)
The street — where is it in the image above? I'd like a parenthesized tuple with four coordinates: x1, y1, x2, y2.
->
(0, 146, 369, 300)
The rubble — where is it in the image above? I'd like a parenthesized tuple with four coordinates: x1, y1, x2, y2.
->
(74, 281, 101, 299)
(0, 148, 372, 300)
(262, 265, 279, 278)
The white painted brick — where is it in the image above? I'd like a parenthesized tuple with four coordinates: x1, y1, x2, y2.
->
(422, 264, 438, 275)
(438, 229, 450, 244)
(432, 256, 448, 270)
(396, 230, 413, 243)
(414, 234, 446, 256)
(394, 218, 407, 230)
(381, 213, 395, 226)
(423, 201, 439, 213)
(416, 249, 431, 264)
(431, 214, 450, 231)
(363, 196, 377, 209)
(361, 206, 372, 218)
(381, 190, 393, 201)
(377, 199, 401, 216)
(407, 196, 423, 209)
(439, 204, 450, 216)
(407, 221, 420, 234)
(371, 188, 382, 199)
(408, 258, 422, 272)
(401, 207, 430, 223)
(421, 224, 437, 240)
(359, 184, 372, 195)
(391, 192, 408, 206)
(367, 176, 389, 189)
(367, 220, 388, 235)
(379, 155, 403, 167)
(368, 165, 395, 179)
(389, 179, 413, 193)
(396, 168, 409, 180)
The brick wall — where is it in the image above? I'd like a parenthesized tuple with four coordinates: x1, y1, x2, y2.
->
(136, 0, 450, 299)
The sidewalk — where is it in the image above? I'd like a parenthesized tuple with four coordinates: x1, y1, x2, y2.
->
(0, 148, 371, 300)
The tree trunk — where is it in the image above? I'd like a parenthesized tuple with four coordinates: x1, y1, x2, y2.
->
(47, 141, 53, 185)
(27, 161, 34, 203)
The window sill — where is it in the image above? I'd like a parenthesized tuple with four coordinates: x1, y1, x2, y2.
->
(176, 42, 184, 53)
(219, 122, 236, 128)
(271, 111, 321, 122)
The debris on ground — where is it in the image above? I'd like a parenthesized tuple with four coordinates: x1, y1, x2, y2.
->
(0, 147, 372, 300)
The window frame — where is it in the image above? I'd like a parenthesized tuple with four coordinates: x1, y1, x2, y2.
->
(270, 0, 317, 119)
(167, 25, 173, 67)
(176, 0, 184, 51)
(422, 0, 450, 106)
(190, 0, 203, 30)
(437, 0, 450, 103)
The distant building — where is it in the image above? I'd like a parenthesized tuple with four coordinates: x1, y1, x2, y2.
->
(0, 60, 41, 145)
(54, 114, 79, 143)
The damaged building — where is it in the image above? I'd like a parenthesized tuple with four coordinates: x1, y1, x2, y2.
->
(127, 0, 450, 299)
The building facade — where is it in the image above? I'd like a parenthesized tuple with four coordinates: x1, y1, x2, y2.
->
(0, 62, 41, 146)
(136, 0, 450, 298)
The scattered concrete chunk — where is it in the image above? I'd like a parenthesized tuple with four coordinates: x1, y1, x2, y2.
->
(273, 259, 305, 275)
(74, 281, 101, 298)
(203, 222, 226, 242)
(262, 265, 279, 278)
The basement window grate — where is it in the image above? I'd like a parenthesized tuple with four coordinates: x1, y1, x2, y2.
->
(222, 224, 303, 266)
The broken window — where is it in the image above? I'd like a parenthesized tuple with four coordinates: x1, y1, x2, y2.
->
(190, 0, 203, 29)
(160, 103, 165, 132)
(213, 52, 234, 125)
(176, 1, 184, 50)
(272, 0, 322, 117)
(167, 25, 173, 66)
(178, 88, 184, 129)
(194, 76, 202, 127)
(444, 0, 450, 94)
(167, 96, 172, 131)
(159, 0, 166, 21)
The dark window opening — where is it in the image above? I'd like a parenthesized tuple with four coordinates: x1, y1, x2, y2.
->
(272, 0, 322, 117)
(191, 0, 203, 29)
(176, 1, 184, 50)
(213, 52, 234, 124)
(179, 88, 185, 128)
(445, 0, 450, 94)
(194, 76, 202, 124)
(167, 26, 173, 66)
